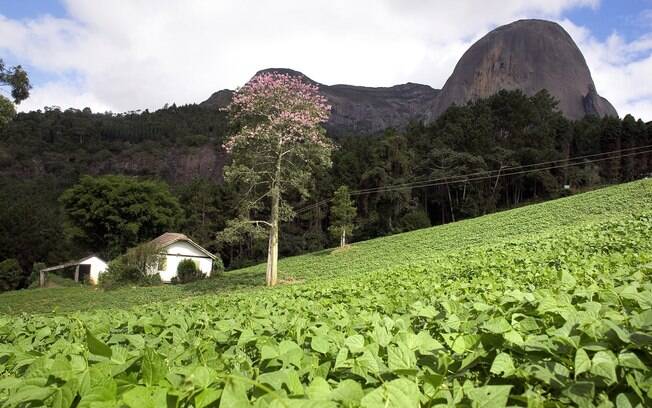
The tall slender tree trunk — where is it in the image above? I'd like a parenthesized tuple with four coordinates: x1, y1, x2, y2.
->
(340, 228, 346, 247)
(266, 184, 279, 286)
(266, 151, 282, 287)
(446, 182, 455, 222)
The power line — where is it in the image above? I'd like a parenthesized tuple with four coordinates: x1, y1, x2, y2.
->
(295, 145, 652, 215)
(347, 144, 652, 196)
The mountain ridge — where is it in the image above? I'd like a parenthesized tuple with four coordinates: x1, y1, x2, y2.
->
(201, 19, 617, 135)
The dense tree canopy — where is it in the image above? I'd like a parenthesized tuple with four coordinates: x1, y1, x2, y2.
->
(60, 175, 182, 257)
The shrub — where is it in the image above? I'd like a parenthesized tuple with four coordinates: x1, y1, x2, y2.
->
(211, 256, 225, 276)
(140, 272, 162, 287)
(398, 209, 431, 232)
(0, 259, 23, 292)
(174, 259, 204, 284)
(99, 243, 162, 289)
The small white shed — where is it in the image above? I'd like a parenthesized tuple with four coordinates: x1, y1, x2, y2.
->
(148, 232, 216, 282)
(40, 255, 108, 286)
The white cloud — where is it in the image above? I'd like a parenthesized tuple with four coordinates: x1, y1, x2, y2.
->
(6, 0, 648, 120)
(561, 19, 652, 120)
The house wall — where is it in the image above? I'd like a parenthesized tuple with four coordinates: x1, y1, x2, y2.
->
(157, 241, 213, 282)
(85, 256, 108, 284)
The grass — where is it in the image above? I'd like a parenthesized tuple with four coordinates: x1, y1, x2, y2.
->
(1, 179, 651, 315)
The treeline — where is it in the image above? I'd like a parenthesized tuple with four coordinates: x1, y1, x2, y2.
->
(1, 90, 650, 284)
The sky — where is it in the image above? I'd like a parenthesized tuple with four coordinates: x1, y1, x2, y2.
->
(0, 0, 651, 120)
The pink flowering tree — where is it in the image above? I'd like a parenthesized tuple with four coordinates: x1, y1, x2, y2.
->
(219, 72, 333, 286)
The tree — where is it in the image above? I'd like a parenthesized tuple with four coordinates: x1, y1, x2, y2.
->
(0, 258, 22, 292)
(0, 95, 15, 126)
(178, 178, 223, 247)
(99, 242, 162, 289)
(60, 175, 182, 257)
(328, 186, 356, 247)
(220, 72, 333, 286)
(0, 58, 30, 126)
(0, 59, 31, 103)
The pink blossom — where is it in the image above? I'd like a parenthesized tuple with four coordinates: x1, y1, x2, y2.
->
(224, 72, 332, 154)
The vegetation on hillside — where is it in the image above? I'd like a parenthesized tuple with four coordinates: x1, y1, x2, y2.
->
(1, 179, 649, 314)
(0, 180, 651, 406)
(0, 89, 650, 283)
(60, 175, 182, 258)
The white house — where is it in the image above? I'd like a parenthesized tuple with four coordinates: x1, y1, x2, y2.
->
(40, 255, 108, 286)
(148, 232, 217, 282)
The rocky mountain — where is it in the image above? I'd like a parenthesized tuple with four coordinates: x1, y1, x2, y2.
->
(429, 19, 618, 121)
(201, 68, 440, 136)
(201, 19, 617, 135)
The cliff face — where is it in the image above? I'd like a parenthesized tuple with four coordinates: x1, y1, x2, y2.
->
(202, 19, 617, 135)
(429, 19, 617, 121)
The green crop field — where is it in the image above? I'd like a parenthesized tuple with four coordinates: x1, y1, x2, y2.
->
(1, 180, 652, 407)
(2, 180, 652, 316)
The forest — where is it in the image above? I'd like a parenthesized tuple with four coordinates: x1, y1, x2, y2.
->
(0, 89, 650, 284)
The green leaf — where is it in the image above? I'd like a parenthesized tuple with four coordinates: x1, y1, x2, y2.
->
(616, 393, 633, 408)
(503, 330, 524, 346)
(306, 377, 331, 400)
(195, 388, 221, 408)
(330, 379, 364, 404)
(559, 269, 577, 290)
(562, 382, 595, 407)
(50, 356, 73, 381)
(360, 378, 420, 407)
(334, 347, 349, 368)
(467, 385, 512, 408)
(122, 386, 167, 408)
(311, 335, 330, 354)
(141, 348, 166, 387)
(618, 352, 647, 370)
(483, 317, 512, 334)
(345, 334, 365, 353)
(590, 351, 618, 385)
(86, 329, 112, 358)
(451, 334, 480, 354)
(353, 350, 380, 376)
(603, 319, 631, 343)
(412, 331, 444, 353)
(220, 376, 249, 408)
(279, 340, 303, 368)
(490, 352, 515, 377)
(574, 348, 591, 377)
(388, 341, 417, 371)
(50, 381, 77, 408)
(6, 385, 55, 406)
(189, 366, 212, 389)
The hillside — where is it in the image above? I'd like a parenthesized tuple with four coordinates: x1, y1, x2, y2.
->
(2, 88, 647, 279)
(1, 180, 651, 406)
(1, 179, 650, 315)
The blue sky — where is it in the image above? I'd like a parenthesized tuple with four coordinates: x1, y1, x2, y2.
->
(1, 1, 651, 120)
(566, 1, 652, 41)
